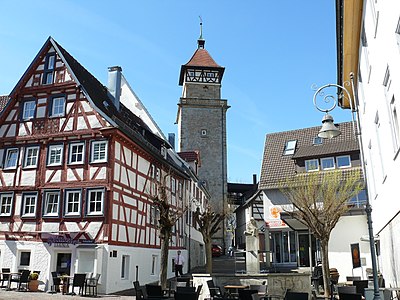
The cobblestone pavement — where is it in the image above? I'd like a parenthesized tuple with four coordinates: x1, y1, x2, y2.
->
(0, 290, 134, 300)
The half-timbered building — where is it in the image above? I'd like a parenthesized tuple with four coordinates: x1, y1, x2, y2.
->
(0, 37, 207, 294)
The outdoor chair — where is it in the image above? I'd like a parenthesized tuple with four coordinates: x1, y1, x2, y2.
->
(176, 286, 195, 293)
(206, 279, 226, 299)
(146, 284, 164, 297)
(284, 291, 308, 300)
(50, 272, 61, 293)
(85, 273, 101, 297)
(339, 292, 362, 300)
(311, 265, 323, 293)
(167, 280, 178, 297)
(0, 268, 11, 288)
(250, 284, 267, 297)
(196, 284, 203, 299)
(16, 270, 31, 291)
(71, 273, 86, 296)
(352, 280, 369, 297)
(238, 289, 258, 300)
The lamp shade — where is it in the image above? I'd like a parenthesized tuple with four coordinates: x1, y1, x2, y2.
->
(318, 113, 341, 139)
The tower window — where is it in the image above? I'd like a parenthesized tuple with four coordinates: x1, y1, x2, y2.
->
(201, 129, 207, 137)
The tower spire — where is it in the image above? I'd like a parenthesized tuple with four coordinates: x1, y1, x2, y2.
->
(198, 16, 205, 49)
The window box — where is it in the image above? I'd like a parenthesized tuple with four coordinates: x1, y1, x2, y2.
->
(0, 192, 13, 216)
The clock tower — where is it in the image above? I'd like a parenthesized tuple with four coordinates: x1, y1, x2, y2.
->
(177, 25, 229, 246)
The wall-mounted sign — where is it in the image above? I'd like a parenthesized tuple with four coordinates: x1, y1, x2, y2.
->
(351, 243, 361, 268)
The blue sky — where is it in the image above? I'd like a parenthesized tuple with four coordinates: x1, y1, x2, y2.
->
(0, 1, 351, 183)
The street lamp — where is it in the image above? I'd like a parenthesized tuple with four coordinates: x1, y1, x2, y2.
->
(313, 73, 381, 300)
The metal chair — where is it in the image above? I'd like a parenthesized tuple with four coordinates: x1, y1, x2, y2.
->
(284, 291, 308, 300)
(85, 273, 101, 297)
(352, 280, 369, 297)
(337, 286, 357, 294)
(49, 272, 61, 293)
(16, 270, 31, 291)
(146, 284, 164, 297)
(71, 273, 86, 295)
(206, 280, 226, 299)
(0, 268, 11, 288)
(339, 292, 362, 300)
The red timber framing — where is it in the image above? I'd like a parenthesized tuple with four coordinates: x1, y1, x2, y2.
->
(0, 37, 201, 254)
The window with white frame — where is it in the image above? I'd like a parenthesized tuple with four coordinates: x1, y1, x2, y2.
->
(283, 140, 297, 155)
(171, 178, 176, 193)
(87, 189, 104, 215)
(21, 192, 37, 217)
(69, 142, 85, 164)
(50, 96, 65, 117)
(121, 255, 130, 279)
(305, 159, 319, 172)
(0, 193, 13, 216)
(22, 100, 36, 120)
(19, 251, 31, 267)
(24, 146, 40, 168)
(4, 148, 19, 169)
(43, 53, 56, 85)
(336, 155, 351, 168)
(43, 191, 60, 217)
(321, 157, 335, 170)
(47, 144, 63, 166)
(65, 190, 81, 216)
(91, 141, 108, 163)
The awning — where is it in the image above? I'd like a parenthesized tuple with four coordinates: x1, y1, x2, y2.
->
(280, 212, 309, 231)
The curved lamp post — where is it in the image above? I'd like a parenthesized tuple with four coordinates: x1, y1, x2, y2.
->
(313, 73, 381, 300)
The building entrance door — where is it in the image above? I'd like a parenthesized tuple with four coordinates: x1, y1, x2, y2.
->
(56, 253, 72, 275)
(298, 233, 318, 267)
(271, 231, 297, 264)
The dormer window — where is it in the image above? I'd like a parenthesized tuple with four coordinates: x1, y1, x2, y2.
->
(336, 155, 351, 168)
(313, 137, 323, 145)
(43, 53, 56, 85)
(305, 159, 319, 172)
(321, 157, 335, 170)
(283, 140, 297, 155)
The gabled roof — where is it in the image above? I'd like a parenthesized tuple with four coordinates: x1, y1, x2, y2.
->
(7, 37, 189, 179)
(259, 122, 359, 189)
(0, 96, 10, 114)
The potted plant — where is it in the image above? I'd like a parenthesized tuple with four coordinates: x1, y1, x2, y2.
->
(28, 272, 39, 291)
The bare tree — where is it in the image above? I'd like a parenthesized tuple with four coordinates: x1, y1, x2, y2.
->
(193, 204, 225, 273)
(280, 169, 363, 298)
(151, 174, 186, 290)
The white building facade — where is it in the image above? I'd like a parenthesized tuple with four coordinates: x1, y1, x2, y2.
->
(337, 0, 400, 287)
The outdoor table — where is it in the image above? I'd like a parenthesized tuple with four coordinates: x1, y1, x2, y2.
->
(59, 275, 73, 295)
(224, 285, 248, 299)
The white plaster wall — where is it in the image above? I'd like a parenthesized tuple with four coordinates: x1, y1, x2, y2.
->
(102, 245, 188, 294)
(356, 0, 400, 287)
(328, 215, 371, 281)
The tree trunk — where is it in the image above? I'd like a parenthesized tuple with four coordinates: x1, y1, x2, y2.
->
(205, 239, 213, 274)
(159, 231, 171, 290)
(320, 239, 331, 299)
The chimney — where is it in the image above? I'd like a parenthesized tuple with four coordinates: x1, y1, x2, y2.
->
(168, 133, 175, 149)
(108, 66, 122, 110)
(253, 174, 257, 186)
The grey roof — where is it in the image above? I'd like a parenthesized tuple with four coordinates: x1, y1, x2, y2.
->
(259, 122, 359, 189)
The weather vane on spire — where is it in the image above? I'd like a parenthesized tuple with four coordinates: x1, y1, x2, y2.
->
(198, 16, 205, 49)
(199, 16, 203, 40)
